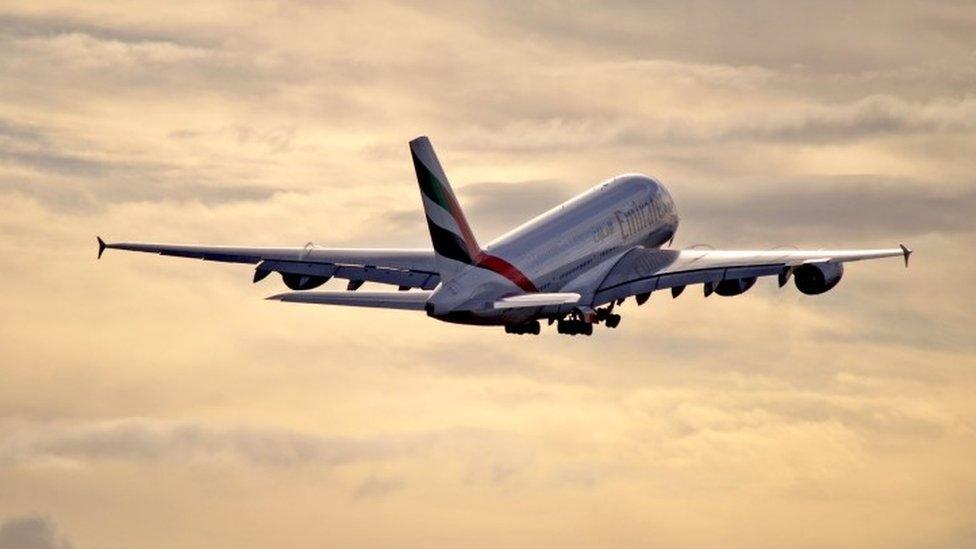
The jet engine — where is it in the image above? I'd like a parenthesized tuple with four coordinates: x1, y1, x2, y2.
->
(281, 273, 329, 291)
(793, 262, 844, 295)
(714, 277, 757, 296)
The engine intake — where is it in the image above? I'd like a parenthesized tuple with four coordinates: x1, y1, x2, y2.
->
(281, 273, 329, 291)
(714, 277, 757, 296)
(793, 262, 844, 295)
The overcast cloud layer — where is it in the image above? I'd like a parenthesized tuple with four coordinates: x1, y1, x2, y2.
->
(1, 1, 975, 548)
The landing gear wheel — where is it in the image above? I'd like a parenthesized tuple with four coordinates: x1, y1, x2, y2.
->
(557, 319, 594, 336)
(505, 320, 542, 335)
(605, 314, 621, 329)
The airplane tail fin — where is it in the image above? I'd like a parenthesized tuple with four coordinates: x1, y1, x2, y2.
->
(410, 136, 482, 278)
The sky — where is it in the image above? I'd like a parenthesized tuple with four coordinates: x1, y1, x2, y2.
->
(1, 1, 975, 547)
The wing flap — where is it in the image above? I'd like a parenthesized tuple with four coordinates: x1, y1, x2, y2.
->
(266, 291, 432, 310)
(257, 260, 440, 290)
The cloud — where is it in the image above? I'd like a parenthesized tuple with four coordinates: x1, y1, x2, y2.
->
(0, 419, 400, 468)
(0, 12, 214, 47)
(352, 475, 405, 500)
(0, 516, 73, 549)
(459, 95, 976, 155)
(0, 116, 289, 211)
(420, 0, 976, 72)
(1, 175, 282, 213)
(725, 95, 976, 143)
(0, 2, 974, 548)
(0, 18, 300, 103)
(13, 32, 212, 69)
(0, 418, 534, 476)
(678, 175, 976, 244)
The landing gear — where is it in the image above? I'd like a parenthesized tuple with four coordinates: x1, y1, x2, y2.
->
(552, 304, 623, 336)
(594, 305, 621, 329)
(506, 305, 622, 336)
(504, 320, 541, 335)
(557, 319, 593, 336)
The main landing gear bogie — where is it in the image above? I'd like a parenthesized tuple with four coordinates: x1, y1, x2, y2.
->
(556, 318, 593, 336)
(594, 305, 621, 329)
(503, 306, 622, 336)
(504, 320, 541, 335)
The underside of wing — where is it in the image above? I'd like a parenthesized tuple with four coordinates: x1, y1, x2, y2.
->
(594, 244, 911, 306)
(266, 290, 432, 310)
(97, 238, 440, 290)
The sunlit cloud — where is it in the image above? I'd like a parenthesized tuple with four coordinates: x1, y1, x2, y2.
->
(0, 1, 974, 548)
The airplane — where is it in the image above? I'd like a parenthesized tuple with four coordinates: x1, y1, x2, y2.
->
(97, 136, 912, 336)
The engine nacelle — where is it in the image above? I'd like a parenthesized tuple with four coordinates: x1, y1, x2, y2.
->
(281, 272, 328, 291)
(793, 262, 844, 295)
(714, 276, 757, 296)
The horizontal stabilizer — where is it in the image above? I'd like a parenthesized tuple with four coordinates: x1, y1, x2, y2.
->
(493, 292, 580, 309)
(266, 291, 432, 310)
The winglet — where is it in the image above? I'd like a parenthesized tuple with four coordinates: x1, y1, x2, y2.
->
(97, 236, 107, 259)
(900, 243, 913, 268)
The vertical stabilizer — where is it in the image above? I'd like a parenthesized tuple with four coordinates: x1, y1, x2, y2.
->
(410, 136, 482, 278)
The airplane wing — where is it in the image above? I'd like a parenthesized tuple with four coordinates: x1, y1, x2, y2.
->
(266, 290, 432, 310)
(97, 237, 440, 290)
(593, 244, 912, 306)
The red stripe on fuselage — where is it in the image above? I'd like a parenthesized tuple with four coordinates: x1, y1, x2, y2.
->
(475, 253, 538, 293)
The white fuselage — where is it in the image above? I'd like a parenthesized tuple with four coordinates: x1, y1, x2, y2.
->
(428, 174, 679, 324)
